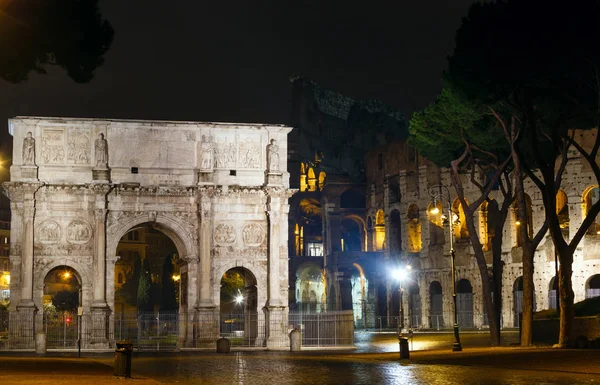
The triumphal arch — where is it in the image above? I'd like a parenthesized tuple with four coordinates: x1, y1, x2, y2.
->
(4, 117, 292, 349)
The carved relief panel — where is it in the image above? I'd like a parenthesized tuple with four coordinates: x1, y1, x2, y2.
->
(42, 129, 66, 164)
(213, 132, 263, 169)
(67, 129, 91, 164)
(241, 222, 265, 246)
(66, 219, 93, 244)
(213, 222, 236, 245)
(37, 220, 61, 244)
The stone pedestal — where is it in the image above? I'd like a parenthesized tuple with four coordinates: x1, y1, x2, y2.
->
(88, 306, 110, 348)
(197, 171, 214, 185)
(265, 172, 283, 187)
(195, 307, 219, 348)
(21, 166, 38, 180)
(265, 306, 289, 349)
(92, 167, 110, 182)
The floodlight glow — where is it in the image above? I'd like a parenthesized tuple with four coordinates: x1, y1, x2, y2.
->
(393, 267, 409, 282)
(235, 294, 244, 304)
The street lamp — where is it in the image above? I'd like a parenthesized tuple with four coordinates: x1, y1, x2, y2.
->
(392, 265, 411, 333)
(429, 185, 463, 352)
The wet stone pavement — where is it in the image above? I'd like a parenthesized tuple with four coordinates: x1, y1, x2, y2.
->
(121, 332, 600, 385)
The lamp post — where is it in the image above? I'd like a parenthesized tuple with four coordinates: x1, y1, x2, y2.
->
(429, 185, 462, 352)
(392, 265, 411, 334)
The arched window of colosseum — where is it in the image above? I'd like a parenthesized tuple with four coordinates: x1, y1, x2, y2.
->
(583, 186, 600, 235)
(483, 200, 500, 252)
(451, 198, 469, 240)
(389, 210, 402, 254)
(408, 281, 421, 328)
(456, 279, 474, 328)
(406, 204, 422, 252)
(429, 281, 443, 329)
(556, 190, 569, 237)
(549, 276, 558, 309)
(307, 167, 316, 191)
(427, 201, 445, 246)
(585, 274, 600, 299)
(341, 217, 363, 252)
(318, 171, 326, 191)
(514, 194, 533, 247)
(375, 209, 385, 250)
(513, 277, 523, 327)
(294, 224, 300, 256)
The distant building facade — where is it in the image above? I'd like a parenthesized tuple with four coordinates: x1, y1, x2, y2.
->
(287, 78, 408, 327)
(365, 133, 600, 330)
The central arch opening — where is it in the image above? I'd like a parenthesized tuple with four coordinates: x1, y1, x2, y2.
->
(113, 223, 183, 349)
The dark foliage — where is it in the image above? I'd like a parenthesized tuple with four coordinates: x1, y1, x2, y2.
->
(0, 0, 114, 83)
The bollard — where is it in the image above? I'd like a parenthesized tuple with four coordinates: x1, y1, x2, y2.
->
(290, 328, 301, 352)
(35, 332, 46, 355)
(114, 341, 133, 378)
(216, 337, 231, 353)
(399, 336, 410, 359)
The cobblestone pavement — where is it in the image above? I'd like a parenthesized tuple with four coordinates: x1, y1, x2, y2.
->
(124, 348, 600, 385)
(1, 332, 598, 385)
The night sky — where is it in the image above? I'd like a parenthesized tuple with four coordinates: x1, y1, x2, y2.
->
(0, 0, 475, 160)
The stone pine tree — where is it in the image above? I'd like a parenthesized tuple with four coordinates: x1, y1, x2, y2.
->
(160, 255, 178, 313)
(137, 258, 153, 314)
(0, 0, 113, 83)
(410, 82, 513, 346)
(447, 0, 600, 347)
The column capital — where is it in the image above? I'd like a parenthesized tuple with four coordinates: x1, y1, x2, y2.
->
(94, 208, 108, 221)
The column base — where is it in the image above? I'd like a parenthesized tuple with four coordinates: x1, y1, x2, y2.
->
(265, 306, 289, 349)
(194, 306, 219, 348)
(87, 306, 111, 349)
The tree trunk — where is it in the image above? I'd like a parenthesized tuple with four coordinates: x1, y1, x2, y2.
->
(520, 245, 534, 346)
(557, 252, 575, 347)
(465, 214, 500, 345)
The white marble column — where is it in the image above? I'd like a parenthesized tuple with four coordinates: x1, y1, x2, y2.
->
(93, 208, 108, 307)
(267, 204, 282, 307)
(19, 200, 36, 307)
(197, 194, 214, 308)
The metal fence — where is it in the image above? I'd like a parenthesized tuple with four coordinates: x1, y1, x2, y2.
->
(289, 311, 354, 346)
(113, 312, 179, 351)
(0, 310, 354, 351)
(0, 311, 35, 350)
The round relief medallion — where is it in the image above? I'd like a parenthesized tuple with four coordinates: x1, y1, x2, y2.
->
(213, 222, 236, 245)
(66, 219, 92, 244)
(37, 220, 61, 244)
(241, 223, 265, 246)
